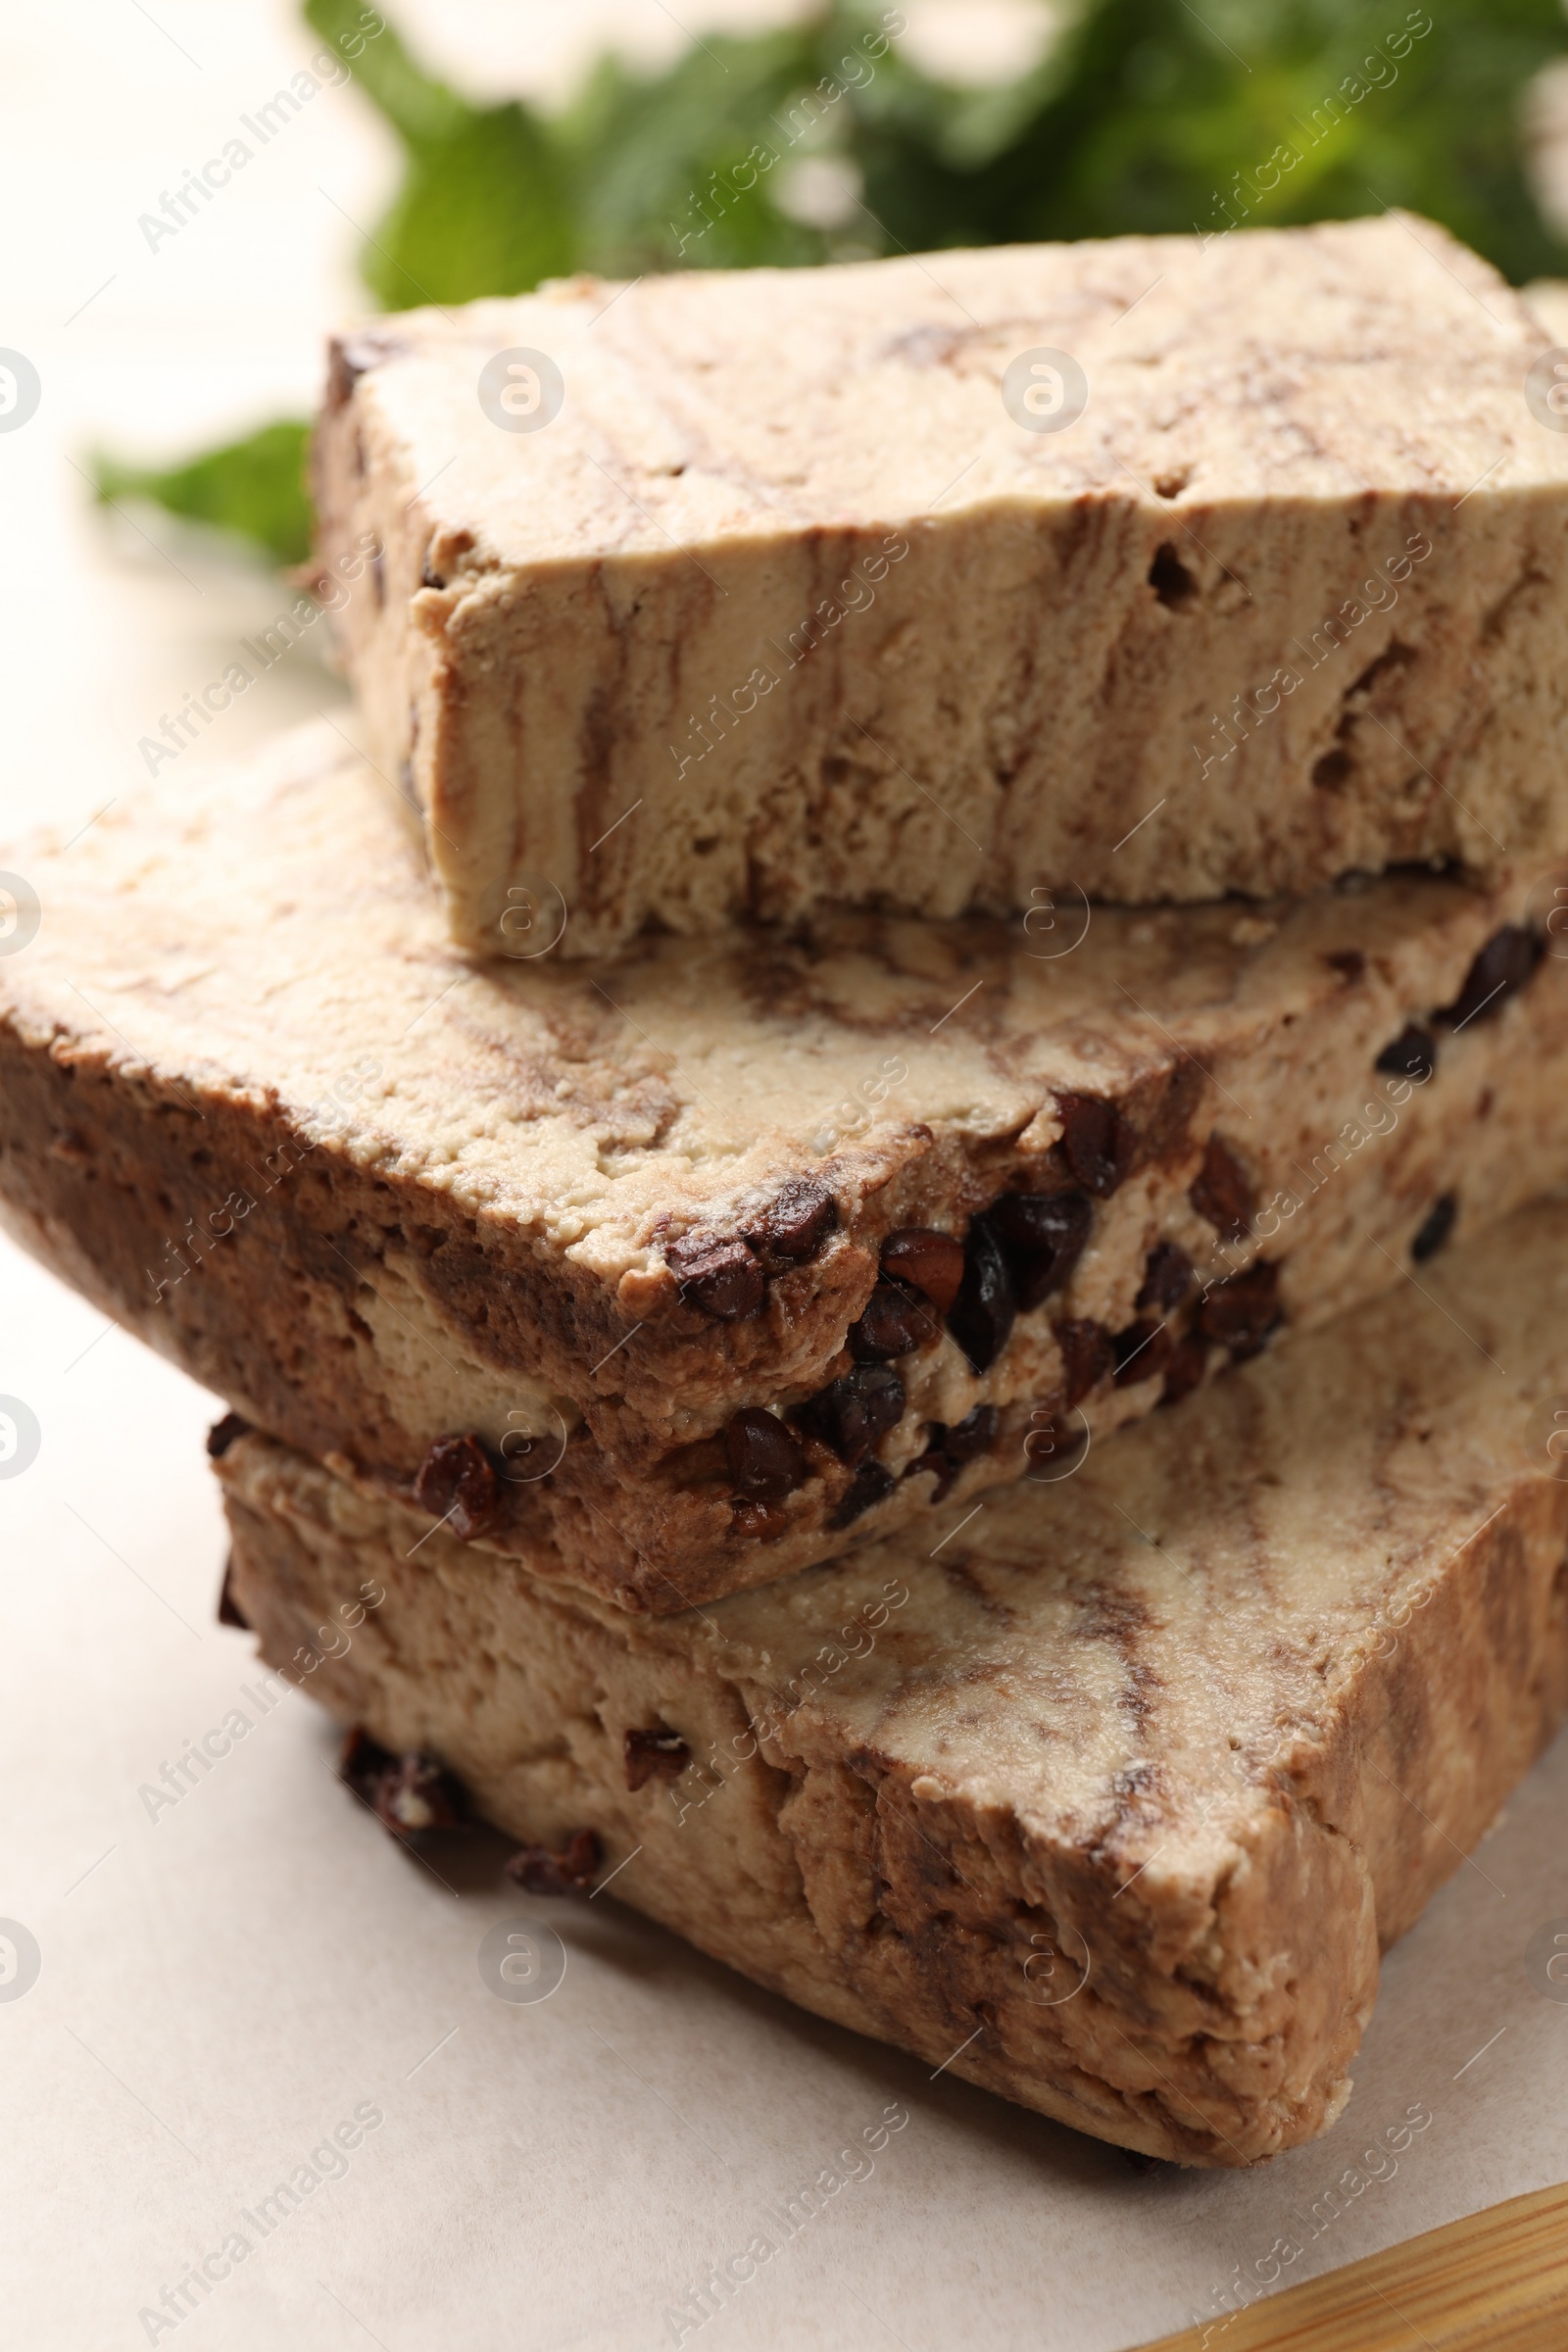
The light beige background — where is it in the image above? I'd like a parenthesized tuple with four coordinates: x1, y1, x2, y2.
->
(1, 6, 1566, 2345)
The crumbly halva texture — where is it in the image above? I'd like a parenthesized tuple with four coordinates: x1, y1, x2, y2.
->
(314, 214, 1568, 956)
(216, 1200, 1568, 2166)
(4, 723, 1568, 1611)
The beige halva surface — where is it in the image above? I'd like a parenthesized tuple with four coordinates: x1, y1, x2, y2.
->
(3, 720, 1568, 1609)
(219, 1199, 1568, 2168)
(316, 214, 1568, 955)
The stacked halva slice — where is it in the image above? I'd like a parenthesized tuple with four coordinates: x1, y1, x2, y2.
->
(8, 213, 1568, 2162)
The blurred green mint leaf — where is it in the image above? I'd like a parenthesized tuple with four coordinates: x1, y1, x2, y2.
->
(104, 0, 1568, 567)
(305, 0, 576, 303)
(92, 418, 313, 566)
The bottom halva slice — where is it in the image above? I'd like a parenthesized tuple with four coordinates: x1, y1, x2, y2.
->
(215, 1200, 1568, 2166)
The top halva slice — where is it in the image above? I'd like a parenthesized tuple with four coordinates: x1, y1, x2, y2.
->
(315, 213, 1568, 956)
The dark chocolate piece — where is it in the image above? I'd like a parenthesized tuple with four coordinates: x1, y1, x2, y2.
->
(986, 1191, 1094, 1310)
(1111, 1319, 1174, 1388)
(743, 1177, 838, 1273)
(731, 1497, 790, 1540)
(831, 1458, 897, 1528)
(1375, 1025, 1437, 1083)
(505, 1829, 602, 1895)
(1055, 1094, 1138, 1198)
(373, 1753, 465, 1837)
(339, 1728, 465, 1838)
(325, 329, 406, 409)
(906, 1444, 957, 1500)
(796, 1366, 906, 1462)
(1136, 1242, 1194, 1314)
(624, 1727, 691, 1791)
(206, 1412, 251, 1460)
(1324, 950, 1365, 981)
(1160, 1333, 1210, 1406)
(910, 1404, 1002, 1501)
(1190, 1133, 1253, 1244)
(724, 1406, 808, 1499)
(848, 1278, 939, 1362)
(1198, 1261, 1281, 1358)
(947, 1218, 1017, 1373)
(1411, 1194, 1457, 1263)
(1438, 925, 1543, 1031)
(666, 1232, 765, 1319)
(1054, 1318, 1115, 1406)
(217, 1555, 250, 1630)
(943, 1403, 1001, 1463)
(880, 1227, 964, 1315)
(414, 1433, 499, 1542)
(339, 1727, 391, 1793)
(1149, 542, 1199, 609)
